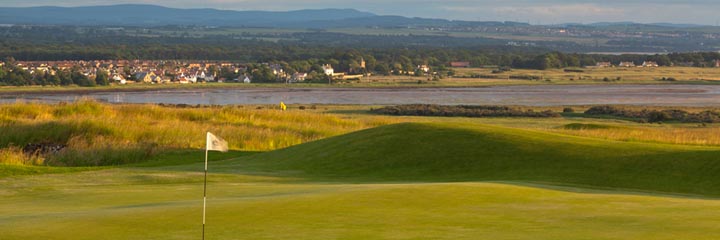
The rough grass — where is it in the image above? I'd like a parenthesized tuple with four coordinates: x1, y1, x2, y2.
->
(554, 122, 720, 146)
(453, 66, 720, 83)
(0, 100, 393, 166)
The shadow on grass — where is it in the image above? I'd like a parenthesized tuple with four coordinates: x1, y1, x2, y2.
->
(0, 149, 260, 178)
(0, 164, 103, 178)
(128, 149, 262, 168)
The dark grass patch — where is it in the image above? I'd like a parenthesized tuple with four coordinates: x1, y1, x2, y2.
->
(372, 104, 560, 118)
(585, 105, 720, 123)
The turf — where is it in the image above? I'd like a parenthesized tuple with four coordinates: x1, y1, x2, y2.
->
(221, 122, 720, 196)
(4, 122, 720, 239)
(3, 169, 720, 240)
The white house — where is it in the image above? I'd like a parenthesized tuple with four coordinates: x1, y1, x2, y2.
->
(112, 74, 126, 84)
(618, 61, 636, 68)
(642, 61, 659, 67)
(322, 64, 334, 76)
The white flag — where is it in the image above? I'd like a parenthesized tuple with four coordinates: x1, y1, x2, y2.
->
(206, 132, 228, 152)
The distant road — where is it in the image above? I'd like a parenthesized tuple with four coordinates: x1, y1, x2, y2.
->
(3, 85, 720, 106)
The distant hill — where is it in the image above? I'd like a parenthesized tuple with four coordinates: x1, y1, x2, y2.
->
(0, 4, 533, 28)
(0, 4, 376, 27)
(0, 4, 711, 31)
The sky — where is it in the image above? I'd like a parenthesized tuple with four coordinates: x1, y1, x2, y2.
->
(3, 0, 720, 25)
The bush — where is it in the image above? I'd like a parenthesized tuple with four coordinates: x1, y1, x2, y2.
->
(492, 67, 512, 74)
(585, 105, 720, 123)
(563, 107, 575, 113)
(647, 111, 671, 123)
(509, 75, 541, 80)
(371, 105, 560, 118)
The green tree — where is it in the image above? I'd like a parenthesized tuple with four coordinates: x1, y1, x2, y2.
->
(95, 70, 110, 86)
(58, 70, 73, 85)
(250, 65, 276, 83)
(48, 73, 61, 85)
(71, 69, 95, 87)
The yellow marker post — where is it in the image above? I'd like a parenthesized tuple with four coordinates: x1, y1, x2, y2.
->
(280, 102, 287, 111)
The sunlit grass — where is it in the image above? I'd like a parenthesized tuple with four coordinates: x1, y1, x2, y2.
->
(0, 100, 395, 166)
(552, 124, 720, 146)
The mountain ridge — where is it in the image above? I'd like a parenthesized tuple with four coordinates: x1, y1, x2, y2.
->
(0, 4, 713, 29)
(0, 4, 377, 27)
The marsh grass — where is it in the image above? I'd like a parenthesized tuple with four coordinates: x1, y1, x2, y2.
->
(0, 100, 394, 166)
(553, 125, 720, 146)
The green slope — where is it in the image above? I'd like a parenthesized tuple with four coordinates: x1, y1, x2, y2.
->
(222, 122, 720, 196)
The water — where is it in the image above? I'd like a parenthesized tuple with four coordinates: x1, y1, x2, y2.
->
(3, 85, 720, 106)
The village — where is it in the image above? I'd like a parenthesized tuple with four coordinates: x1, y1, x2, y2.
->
(6, 56, 720, 87)
(5, 59, 378, 85)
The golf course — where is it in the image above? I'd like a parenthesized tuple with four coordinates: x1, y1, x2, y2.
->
(2, 101, 720, 239)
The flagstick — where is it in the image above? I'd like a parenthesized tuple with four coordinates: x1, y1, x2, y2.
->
(203, 147, 208, 240)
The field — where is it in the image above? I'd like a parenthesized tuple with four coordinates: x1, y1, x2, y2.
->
(453, 66, 720, 83)
(3, 102, 720, 239)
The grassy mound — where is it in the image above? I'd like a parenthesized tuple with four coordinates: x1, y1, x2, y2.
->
(229, 122, 720, 196)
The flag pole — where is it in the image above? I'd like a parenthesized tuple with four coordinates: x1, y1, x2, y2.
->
(203, 142, 208, 240)
(203, 132, 227, 240)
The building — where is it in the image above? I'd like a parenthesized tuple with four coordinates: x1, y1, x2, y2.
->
(642, 61, 659, 67)
(618, 61, 636, 68)
(291, 72, 307, 82)
(595, 62, 612, 68)
(269, 64, 286, 78)
(451, 62, 471, 68)
(417, 65, 430, 73)
(135, 71, 162, 83)
(322, 64, 334, 76)
(112, 73, 126, 85)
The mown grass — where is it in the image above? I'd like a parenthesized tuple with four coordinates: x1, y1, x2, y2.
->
(219, 122, 720, 196)
(0, 100, 394, 166)
(3, 174, 720, 240)
(3, 121, 720, 239)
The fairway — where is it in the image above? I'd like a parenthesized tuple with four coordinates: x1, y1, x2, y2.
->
(4, 121, 720, 239)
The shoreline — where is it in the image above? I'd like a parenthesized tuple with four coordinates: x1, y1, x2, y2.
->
(2, 80, 720, 96)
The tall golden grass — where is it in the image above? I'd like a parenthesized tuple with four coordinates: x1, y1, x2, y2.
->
(0, 100, 395, 166)
(552, 125, 720, 146)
